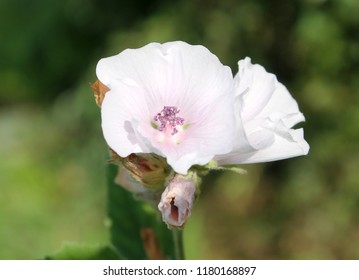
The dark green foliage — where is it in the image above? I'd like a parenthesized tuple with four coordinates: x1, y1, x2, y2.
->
(107, 164, 175, 260)
(0, 0, 175, 104)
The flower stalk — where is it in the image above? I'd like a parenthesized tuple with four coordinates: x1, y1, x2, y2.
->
(172, 229, 185, 260)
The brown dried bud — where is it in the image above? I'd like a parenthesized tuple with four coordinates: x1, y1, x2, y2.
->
(109, 149, 170, 190)
(91, 80, 109, 107)
(114, 165, 161, 204)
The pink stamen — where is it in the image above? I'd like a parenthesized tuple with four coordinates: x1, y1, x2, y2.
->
(154, 106, 184, 135)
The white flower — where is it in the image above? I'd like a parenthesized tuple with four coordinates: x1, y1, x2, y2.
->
(97, 41, 236, 175)
(216, 57, 309, 165)
(158, 173, 196, 228)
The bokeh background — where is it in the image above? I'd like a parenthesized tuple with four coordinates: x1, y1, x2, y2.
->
(1, 0, 359, 259)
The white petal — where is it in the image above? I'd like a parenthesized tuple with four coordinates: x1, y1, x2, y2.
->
(217, 128, 309, 164)
(167, 153, 213, 175)
(246, 128, 275, 150)
(236, 57, 277, 122)
(217, 57, 309, 165)
(97, 41, 234, 109)
(101, 82, 151, 157)
(238, 128, 309, 163)
(255, 82, 305, 123)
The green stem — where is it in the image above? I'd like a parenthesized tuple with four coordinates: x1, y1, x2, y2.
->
(172, 229, 185, 260)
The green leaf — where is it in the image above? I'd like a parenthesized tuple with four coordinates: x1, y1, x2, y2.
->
(107, 163, 175, 260)
(45, 243, 122, 260)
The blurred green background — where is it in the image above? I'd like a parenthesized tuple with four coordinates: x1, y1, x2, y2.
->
(1, 0, 359, 259)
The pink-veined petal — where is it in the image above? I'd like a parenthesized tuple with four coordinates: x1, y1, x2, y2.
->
(101, 81, 151, 157)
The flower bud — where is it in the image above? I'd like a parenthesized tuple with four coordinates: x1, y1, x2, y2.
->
(158, 173, 198, 229)
(114, 164, 148, 195)
(109, 149, 170, 190)
(114, 165, 165, 206)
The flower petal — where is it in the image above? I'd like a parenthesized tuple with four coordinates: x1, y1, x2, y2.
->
(101, 81, 151, 157)
(216, 57, 309, 165)
(236, 57, 277, 122)
(217, 128, 309, 164)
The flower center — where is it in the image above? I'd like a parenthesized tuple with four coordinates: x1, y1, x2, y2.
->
(153, 106, 184, 135)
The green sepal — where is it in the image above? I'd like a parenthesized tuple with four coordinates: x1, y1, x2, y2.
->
(191, 160, 247, 176)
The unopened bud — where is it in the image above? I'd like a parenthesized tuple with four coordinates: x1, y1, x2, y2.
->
(110, 150, 170, 190)
(114, 165, 164, 205)
(158, 173, 198, 229)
